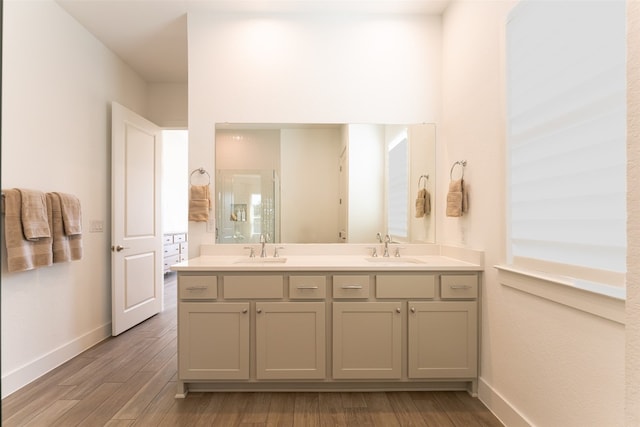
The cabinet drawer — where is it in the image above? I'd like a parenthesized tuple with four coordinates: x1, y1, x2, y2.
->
(440, 275, 478, 299)
(180, 242, 188, 253)
(179, 254, 188, 263)
(179, 275, 218, 300)
(173, 233, 187, 243)
(376, 275, 435, 299)
(164, 243, 180, 257)
(164, 254, 180, 270)
(224, 275, 284, 299)
(163, 235, 173, 244)
(333, 275, 370, 299)
(289, 276, 326, 299)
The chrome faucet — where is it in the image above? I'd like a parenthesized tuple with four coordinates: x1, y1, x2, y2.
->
(383, 234, 392, 257)
(376, 232, 383, 243)
(259, 233, 270, 258)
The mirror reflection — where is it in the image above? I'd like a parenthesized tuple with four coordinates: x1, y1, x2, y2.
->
(215, 123, 435, 244)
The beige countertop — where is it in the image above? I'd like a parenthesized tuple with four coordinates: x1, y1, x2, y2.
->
(171, 254, 482, 272)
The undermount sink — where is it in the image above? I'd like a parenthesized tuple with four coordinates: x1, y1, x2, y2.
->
(234, 257, 288, 264)
(365, 257, 424, 264)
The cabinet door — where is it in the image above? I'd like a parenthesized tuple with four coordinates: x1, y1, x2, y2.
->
(332, 302, 402, 379)
(178, 302, 250, 380)
(256, 302, 326, 379)
(408, 301, 477, 379)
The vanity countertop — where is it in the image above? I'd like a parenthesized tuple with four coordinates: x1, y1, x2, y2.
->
(171, 254, 482, 272)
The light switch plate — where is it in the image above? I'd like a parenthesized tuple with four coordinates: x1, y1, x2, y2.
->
(89, 220, 104, 233)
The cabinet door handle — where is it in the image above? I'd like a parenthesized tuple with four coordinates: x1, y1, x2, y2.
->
(242, 308, 248, 314)
(410, 307, 416, 313)
(341, 285, 363, 289)
(450, 285, 472, 290)
(297, 286, 319, 290)
(396, 307, 401, 313)
(186, 286, 207, 291)
(257, 308, 262, 314)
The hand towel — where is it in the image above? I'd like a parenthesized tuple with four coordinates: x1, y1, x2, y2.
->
(17, 189, 50, 240)
(189, 199, 209, 222)
(189, 184, 211, 222)
(190, 184, 212, 210)
(415, 188, 431, 218)
(3, 189, 53, 272)
(47, 193, 83, 262)
(446, 179, 469, 217)
(54, 192, 82, 235)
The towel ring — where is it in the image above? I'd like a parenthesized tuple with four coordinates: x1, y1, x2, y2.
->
(450, 160, 467, 181)
(190, 168, 211, 185)
(418, 174, 429, 189)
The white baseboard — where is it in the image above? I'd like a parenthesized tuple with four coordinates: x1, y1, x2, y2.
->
(478, 377, 533, 427)
(1, 322, 112, 399)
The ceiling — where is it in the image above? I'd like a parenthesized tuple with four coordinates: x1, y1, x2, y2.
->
(55, 0, 450, 84)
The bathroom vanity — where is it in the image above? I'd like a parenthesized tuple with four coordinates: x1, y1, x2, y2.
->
(171, 244, 483, 398)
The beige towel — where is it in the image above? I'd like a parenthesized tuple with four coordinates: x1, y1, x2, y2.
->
(54, 192, 82, 235)
(415, 188, 431, 218)
(3, 189, 53, 272)
(190, 185, 212, 209)
(18, 189, 50, 240)
(446, 179, 469, 217)
(47, 193, 83, 262)
(189, 184, 211, 222)
(189, 199, 209, 222)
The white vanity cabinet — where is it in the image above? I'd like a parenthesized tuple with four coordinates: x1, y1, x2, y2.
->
(177, 274, 250, 380)
(332, 301, 402, 379)
(408, 301, 477, 379)
(175, 267, 481, 397)
(179, 301, 250, 380)
(256, 301, 326, 379)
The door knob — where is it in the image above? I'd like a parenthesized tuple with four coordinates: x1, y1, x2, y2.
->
(112, 245, 128, 252)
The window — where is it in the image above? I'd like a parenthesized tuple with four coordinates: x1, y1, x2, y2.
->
(506, 1, 626, 286)
(387, 131, 409, 239)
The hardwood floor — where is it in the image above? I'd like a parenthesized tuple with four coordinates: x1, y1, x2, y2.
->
(2, 273, 503, 426)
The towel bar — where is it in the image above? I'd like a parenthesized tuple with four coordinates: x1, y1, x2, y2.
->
(418, 174, 429, 189)
(450, 160, 467, 181)
(190, 167, 211, 185)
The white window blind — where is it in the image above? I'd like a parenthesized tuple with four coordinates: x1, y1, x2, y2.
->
(387, 133, 408, 238)
(506, 1, 626, 282)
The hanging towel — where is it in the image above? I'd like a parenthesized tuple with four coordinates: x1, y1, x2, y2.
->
(17, 189, 50, 240)
(189, 199, 209, 222)
(446, 179, 469, 217)
(190, 184, 211, 209)
(47, 193, 83, 262)
(54, 192, 82, 235)
(415, 188, 431, 218)
(189, 184, 211, 222)
(3, 189, 53, 272)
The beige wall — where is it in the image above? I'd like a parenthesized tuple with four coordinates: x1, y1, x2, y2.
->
(187, 11, 443, 256)
(148, 83, 188, 128)
(441, 1, 628, 425)
(1, 0, 149, 397)
(627, 1, 640, 424)
(281, 128, 342, 243)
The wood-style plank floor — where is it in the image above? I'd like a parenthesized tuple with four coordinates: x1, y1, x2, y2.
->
(2, 273, 503, 426)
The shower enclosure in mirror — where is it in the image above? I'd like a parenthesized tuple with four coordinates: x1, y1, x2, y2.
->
(216, 170, 279, 243)
(215, 123, 436, 244)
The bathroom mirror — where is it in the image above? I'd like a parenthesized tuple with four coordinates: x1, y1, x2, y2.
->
(215, 123, 435, 244)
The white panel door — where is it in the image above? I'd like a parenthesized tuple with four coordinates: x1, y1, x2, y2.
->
(111, 102, 163, 336)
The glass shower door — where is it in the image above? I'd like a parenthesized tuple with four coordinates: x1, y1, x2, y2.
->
(216, 169, 279, 244)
